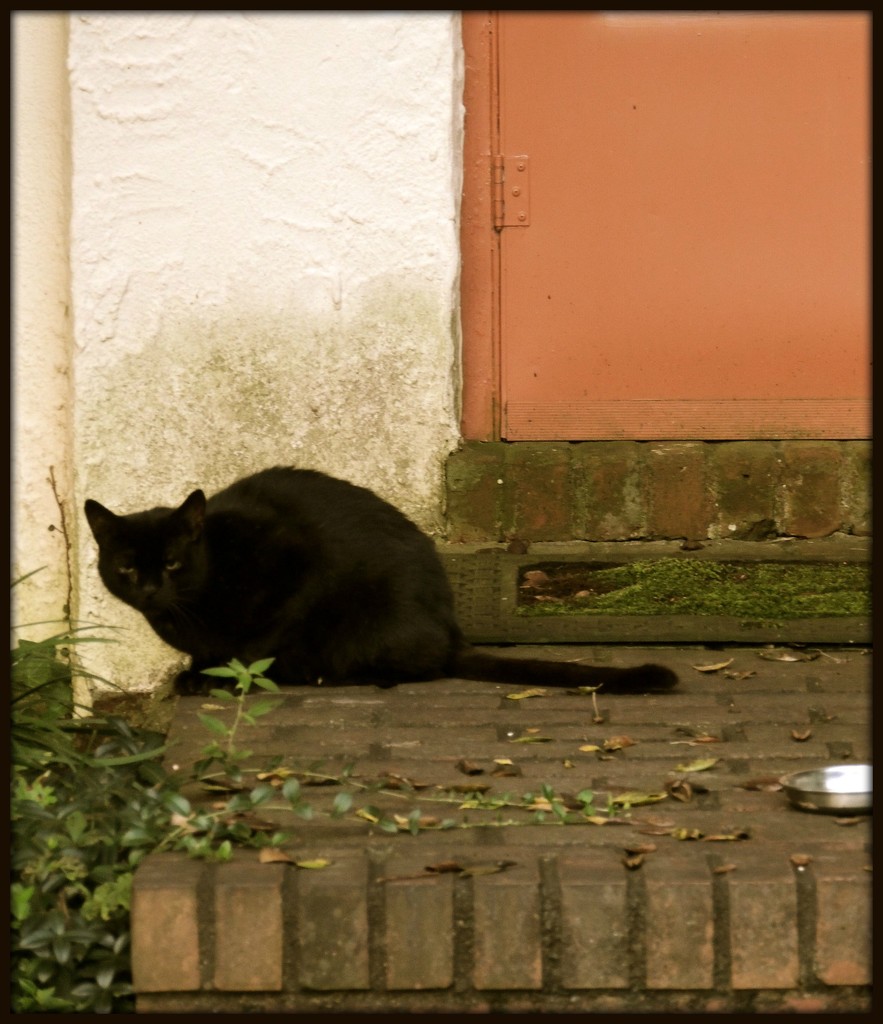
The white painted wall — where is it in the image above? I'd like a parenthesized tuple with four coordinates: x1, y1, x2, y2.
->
(11, 14, 75, 636)
(18, 12, 465, 693)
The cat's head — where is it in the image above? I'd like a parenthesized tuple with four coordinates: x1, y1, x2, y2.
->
(84, 490, 208, 616)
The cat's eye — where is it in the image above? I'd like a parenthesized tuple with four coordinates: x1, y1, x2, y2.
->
(164, 560, 182, 573)
(117, 566, 137, 580)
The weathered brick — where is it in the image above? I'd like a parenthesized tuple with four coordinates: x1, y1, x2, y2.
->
(778, 441, 842, 538)
(446, 441, 506, 542)
(571, 441, 646, 540)
(840, 440, 871, 536)
(812, 851, 872, 985)
(131, 853, 203, 993)
(727, 852, 798, 989)
(645, 442, 713, 540)
(295, 855, 370, 990)
(557, 855, 630, 989)
(384, 871, 455, 989)
(213, 858, 285, 991)
(710, 441, 781, 539)
(472, 861, 543, 990)
(503, 443, 573, 541)
(643, 856, 714, 989)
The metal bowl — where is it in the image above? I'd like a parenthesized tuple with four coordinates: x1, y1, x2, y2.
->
(780, 763, 872, 814)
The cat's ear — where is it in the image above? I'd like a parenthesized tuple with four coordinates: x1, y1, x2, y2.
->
(177, 490, 206, 540)
(84, 499, 118, 546)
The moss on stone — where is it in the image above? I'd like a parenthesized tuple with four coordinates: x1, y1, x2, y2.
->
(517, 559, 870, 620)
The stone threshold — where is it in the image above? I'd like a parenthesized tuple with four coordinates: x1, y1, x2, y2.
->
(439, 536, 870, 645)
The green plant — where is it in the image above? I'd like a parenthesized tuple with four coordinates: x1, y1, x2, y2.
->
(10, 642, 298, 1012)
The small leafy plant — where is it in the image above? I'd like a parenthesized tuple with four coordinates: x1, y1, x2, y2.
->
(10, 641, 292, 1012)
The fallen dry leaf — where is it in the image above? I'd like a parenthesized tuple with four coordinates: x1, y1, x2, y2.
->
(723, 669, 756, 680)
(603, 735, 636, 751)
(790, 853, 813, 868)
(757, 649, 820, 663)
(378, 773, 430, 790)
(425, 861, 464, 874)
(446, 782, 493, 798)
(666, 779, 693, 802)
(455, 759, 485, 776)
(640, 815, 677, 828)
(295, 858, 332, 870)
(671, 828, 704, 841)
(675, 757, 720, 773)
(691, 658, 734, 673)
(790, 728, 813, 742)
(258, 848, 295, 865)
(459, 860, 518, 878)
(624, 842, 658, 856)
(506, 687, 548, 700)
(834, 816, 866, 826)
(702, 828, 750, 842)
(578, 744, 601, 753)
(622, 853, 644, 870)
(510, 735, 553, 744)
(713, 863, 738, 874)
(740, 777, 783, 792)
(611, 790, 668, 807)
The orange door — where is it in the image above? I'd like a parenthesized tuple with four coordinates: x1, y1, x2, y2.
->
(461, 12, 870, 441)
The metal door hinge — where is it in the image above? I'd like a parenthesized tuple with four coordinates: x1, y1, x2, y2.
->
(493, 154, 530, 231)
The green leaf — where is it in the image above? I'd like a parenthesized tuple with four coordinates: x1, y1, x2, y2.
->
(248, 657, 276, 677)
(250, 676, 280, 693)
(281, 778, 302, 803)
(331, 792, 353, 817)
(11, 883, 34, 923)
(165, 793, 192, 816)
(248, 783, 276, 806)
(248, 698, 281, 719)
(65, 810, 88, 842)
(197, 714, 230, 737)
(208, 688, 236, 702)
(200, 667, 240, 679)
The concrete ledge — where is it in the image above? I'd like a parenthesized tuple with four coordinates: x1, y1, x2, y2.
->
(439, 537, 870, 645)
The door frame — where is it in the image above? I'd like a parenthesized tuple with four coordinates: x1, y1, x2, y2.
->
(460, 11, 500, 441)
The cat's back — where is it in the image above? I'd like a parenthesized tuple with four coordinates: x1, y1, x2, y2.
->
(207, 466, 426, 545)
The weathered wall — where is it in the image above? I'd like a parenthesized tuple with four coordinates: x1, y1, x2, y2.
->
(11, 14, 74, 633)
(66, 12, 464, 691)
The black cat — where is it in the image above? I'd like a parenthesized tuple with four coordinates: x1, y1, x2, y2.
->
(84, 466, 678, 695)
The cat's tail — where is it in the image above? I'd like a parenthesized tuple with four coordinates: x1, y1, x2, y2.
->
(449, 646, 678, 694)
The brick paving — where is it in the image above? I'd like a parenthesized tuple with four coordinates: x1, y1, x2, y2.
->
(132, 644, 871, 1012)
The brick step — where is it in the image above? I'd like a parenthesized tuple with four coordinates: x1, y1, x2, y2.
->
(135, 646, 871, 1011)
(133, 842, 870, 1012)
